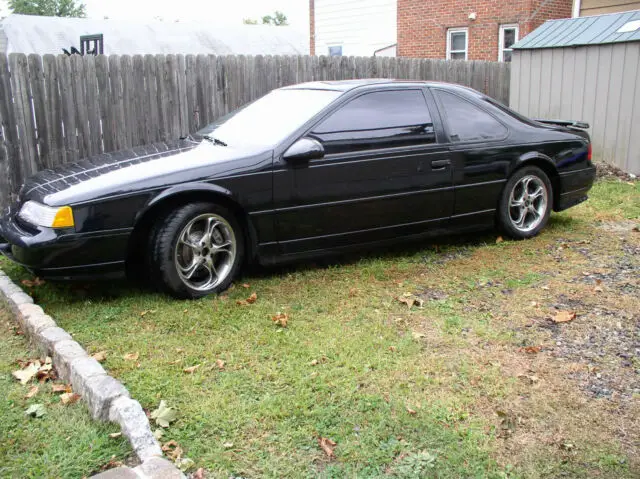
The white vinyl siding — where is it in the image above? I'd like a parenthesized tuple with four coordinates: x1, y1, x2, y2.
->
(313, 0, 397, 57)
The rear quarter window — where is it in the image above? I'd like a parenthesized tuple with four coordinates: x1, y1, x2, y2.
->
(434, 90, 508, 142)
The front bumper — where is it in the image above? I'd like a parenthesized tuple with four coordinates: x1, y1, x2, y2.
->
(0, 206, 129, 280)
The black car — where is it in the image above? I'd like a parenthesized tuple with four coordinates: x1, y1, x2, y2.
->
(0, 80, 596, 298)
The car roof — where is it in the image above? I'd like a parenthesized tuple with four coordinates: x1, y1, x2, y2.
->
(281, 79, 481, 96)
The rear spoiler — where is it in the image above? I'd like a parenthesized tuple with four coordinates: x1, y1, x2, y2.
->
(534, 119, 590, 129)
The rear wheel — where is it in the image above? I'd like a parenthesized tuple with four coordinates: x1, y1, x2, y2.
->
(149, 203, 244, 299)
(498, 166, 553, 239)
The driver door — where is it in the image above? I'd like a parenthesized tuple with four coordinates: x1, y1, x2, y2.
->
(273, 88, 454, 255)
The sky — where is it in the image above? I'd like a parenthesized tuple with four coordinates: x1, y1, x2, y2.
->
(1, 0, 309, 35)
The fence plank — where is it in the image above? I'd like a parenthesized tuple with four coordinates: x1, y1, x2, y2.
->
(132, 55, 147, 145)
(144, 55, 160, 143)
(70, 55, 91, 159)
(120, 55, 135, 148)
(109, 55, 127, 151)
(95, 55, 112, 153)
(9, 54, 38, 179)
(84, 55, 102, 156)
(27, 55, 49, 172)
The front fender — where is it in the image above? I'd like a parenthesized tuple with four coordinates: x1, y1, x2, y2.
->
(147, 182, 235, 210)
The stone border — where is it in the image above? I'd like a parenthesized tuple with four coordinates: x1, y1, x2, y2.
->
(0, 269, 184, 479)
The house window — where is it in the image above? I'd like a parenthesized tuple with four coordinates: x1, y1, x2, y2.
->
(328, 45, 343, 56)
(446, 28, 468, 60)
(499, 25, 519, 62)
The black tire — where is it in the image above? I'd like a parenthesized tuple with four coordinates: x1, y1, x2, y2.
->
(149, 202, 244, 299)
(497, 166, 553, 239)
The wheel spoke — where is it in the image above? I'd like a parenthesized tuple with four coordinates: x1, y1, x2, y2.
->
(510, 198, 525, 208)
(205, 217, 220, 244)
(178, 258, 201, 279)
(513, 207, 528, 228)
(529, 186, 544, 200)
(200, 260, 216, 287)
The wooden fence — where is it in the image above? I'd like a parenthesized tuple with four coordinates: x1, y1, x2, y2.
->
(0, 53, 510, 207)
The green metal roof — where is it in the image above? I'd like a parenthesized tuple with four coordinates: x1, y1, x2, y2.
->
(512, 10, 640, 50)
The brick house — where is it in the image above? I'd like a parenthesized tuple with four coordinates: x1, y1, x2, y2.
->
(397, 0, 573, 61)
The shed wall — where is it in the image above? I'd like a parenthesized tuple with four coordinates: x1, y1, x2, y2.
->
(510, 42, 640, 174)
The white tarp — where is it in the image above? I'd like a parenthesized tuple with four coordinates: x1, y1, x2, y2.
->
(0, 14, 308, 56)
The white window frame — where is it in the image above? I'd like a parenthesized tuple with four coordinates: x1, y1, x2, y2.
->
(499, 24, 519, 62)
(446, 28, 468, 61)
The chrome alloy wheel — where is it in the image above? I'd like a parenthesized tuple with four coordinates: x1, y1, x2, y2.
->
(174, 214, 237, 291)
(508, 175, 548, 233)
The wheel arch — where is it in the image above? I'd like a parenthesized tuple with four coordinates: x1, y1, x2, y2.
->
(125, 184, 258, 276)
(510, 152, 560, 210)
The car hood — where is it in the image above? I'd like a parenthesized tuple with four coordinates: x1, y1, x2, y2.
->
(20, 138, 272, 206)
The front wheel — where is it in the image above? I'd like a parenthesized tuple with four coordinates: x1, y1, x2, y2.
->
(149, 203, 244, 299)
(497, 166, 553, 239)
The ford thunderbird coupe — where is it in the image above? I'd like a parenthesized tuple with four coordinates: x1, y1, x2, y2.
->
(0, 80, 596, 298)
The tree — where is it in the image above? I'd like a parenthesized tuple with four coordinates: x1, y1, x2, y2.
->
(9, 0, 86, 17)
(262, 11, 288, 26)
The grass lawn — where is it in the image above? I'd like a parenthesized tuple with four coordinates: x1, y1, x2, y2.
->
(0, 307, 131, 478)
(1, 178, 638, 478)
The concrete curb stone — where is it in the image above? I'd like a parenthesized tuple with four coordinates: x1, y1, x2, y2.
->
(0, 269, 184, 479)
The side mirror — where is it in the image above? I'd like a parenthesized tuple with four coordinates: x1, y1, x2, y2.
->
(283, 138, 324, 162)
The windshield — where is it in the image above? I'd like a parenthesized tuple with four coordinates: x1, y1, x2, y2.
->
(196, 88, 342, 147)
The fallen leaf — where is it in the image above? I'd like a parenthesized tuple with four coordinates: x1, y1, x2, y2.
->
(25, 386, 39, 398)
(541, 285, 550, 290)
(140, 310, 157, 317)
(153, 429, 164, 440)
(552, 311, 576, 323)
(223, 442, 234, 449)
(310, 359, 319, 366)
(175, 457, 195, 472)
(123, 352, 139, 361)
(348, 287, 359, 297)
(175, 348, 185, 353)
(12, 362, 39, 385)
(193, 468, 205, 479)
(215, 359, 226, 370)
(91, 351, 107, 362)
(396, 293, 424, 308)
(60, 392, 81, 405)
(388, 346, 397, 352)
(521, 345, 542, 354)
(318, 437, 337, 458)
(236, 292, 258, 305)
(496, 236, 504, 244)
(242, 283, 250, 288)
(632, 225, 639, 232)
(162, 440, 183, 460)
(51, 384, 72, 394)
(411, 331, 426, 340)
(530, 301, 539, 307)
(272, 312, 288, 327)
(24, 404, 46, 418)
(406, 406, 417, 415)
(594, 286, 603, 293)
(151, 400, 177, 428)
(109, 432, 122, 439)
(21, 277, 45, 288)
(183, 364, 200, 374)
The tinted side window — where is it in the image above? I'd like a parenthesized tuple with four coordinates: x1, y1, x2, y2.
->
(311, 90, 436, 154)
(434, 90, 507, 142)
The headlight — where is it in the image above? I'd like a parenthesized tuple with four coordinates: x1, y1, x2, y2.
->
(18, 201, 75, 228)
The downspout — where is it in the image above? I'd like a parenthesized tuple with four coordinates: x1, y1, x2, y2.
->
(572, 0, 581, 17)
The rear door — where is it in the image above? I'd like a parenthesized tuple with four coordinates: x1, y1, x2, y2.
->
(273, 87, 454, 255)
